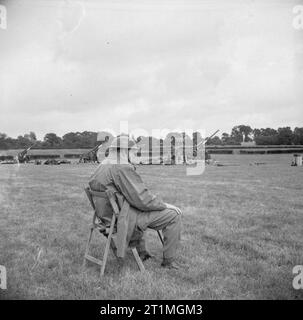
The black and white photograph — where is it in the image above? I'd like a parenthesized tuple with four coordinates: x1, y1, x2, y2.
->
(0, 0, 303, 304)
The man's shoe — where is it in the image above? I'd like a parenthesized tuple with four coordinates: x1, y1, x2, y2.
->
(161, 259, 180, 270)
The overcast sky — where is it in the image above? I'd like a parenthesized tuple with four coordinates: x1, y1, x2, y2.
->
(0, 0, 302, 139)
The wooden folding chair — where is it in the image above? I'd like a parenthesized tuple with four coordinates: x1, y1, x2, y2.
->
(83, 187, 164, 277)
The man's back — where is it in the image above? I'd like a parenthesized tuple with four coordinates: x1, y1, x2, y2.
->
(89, 162, 166, 214)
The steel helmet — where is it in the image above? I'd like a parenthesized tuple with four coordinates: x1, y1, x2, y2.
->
(109, 135, 138, 150)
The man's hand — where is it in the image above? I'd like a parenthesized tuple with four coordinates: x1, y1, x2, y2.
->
(165, 203, 182, 215)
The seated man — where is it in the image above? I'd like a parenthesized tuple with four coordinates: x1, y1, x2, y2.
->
(88, 135, 182, 269)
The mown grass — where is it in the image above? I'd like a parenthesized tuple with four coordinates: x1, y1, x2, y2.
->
(0, 154, 303, 300)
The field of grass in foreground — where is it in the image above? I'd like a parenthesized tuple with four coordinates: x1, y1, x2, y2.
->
(0, 154, 303, 300)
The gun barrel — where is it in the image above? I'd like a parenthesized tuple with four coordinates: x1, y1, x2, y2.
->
(91, 145, 99, 152)
(196, 129, 220, 148)
(206, 129, 220, 142)
(81, 140, 107, 158)
(91, 139, 108, 152)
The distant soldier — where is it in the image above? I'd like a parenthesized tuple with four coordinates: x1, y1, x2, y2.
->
(89, 135, 182, 269)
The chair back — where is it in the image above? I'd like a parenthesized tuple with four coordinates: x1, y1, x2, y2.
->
(84, 187, 120, 219)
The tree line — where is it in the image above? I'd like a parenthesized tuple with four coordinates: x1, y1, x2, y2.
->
(0, 131, 98, 150)
(207, 125, 303, 146)
(0, 125, 303, 150)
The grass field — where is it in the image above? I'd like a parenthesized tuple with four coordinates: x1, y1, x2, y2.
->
(0, 154, 303, 300)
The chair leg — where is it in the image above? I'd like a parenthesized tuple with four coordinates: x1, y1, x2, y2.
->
(132, 247, 145, 272)
(110, 239, 118, 258)
(100, 238, 111, 277)
(100, 216, 116, 277)
(83, 227, 94, 269)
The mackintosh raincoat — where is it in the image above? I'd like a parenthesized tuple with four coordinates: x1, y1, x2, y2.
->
(88, 163, 166, 257)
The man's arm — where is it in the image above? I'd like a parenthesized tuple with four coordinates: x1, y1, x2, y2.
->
(113, 165, 167, 212)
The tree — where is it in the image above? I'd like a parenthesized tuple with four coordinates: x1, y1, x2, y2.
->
(221, 132, 230, 145)
(29, 132, 37, 142)
(16, 135, 32, 148)
(206, 136, 222, 145)
(293, 127, 303, 145)
(231, 125, 253, 143)
(62, 131, 98, 148)
(276, 127, 293, 145)
(23, 132, 37, 143)
(230, 127, 243, 144)
(261, 128, 277, 136)
(253, 128, 261, 139)
(80, 131, 98, 148)
(239, 125, 253, 142)
(254, 128, 279, 145)
(0, 133, 8, 149)
(43, 133, 62, 148)
(222, 130, 240, 145)
(4, 137, 17, 149)
(62, 132, 82, 148)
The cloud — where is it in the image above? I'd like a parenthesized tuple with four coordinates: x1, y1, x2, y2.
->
(0, 0, 302, 139)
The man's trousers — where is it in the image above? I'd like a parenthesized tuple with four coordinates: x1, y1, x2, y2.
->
(130, 208, 182, 261)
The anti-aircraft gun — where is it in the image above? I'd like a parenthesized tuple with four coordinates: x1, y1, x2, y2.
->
(17, 143, 36, 163)
(78, 136, 110, 164)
